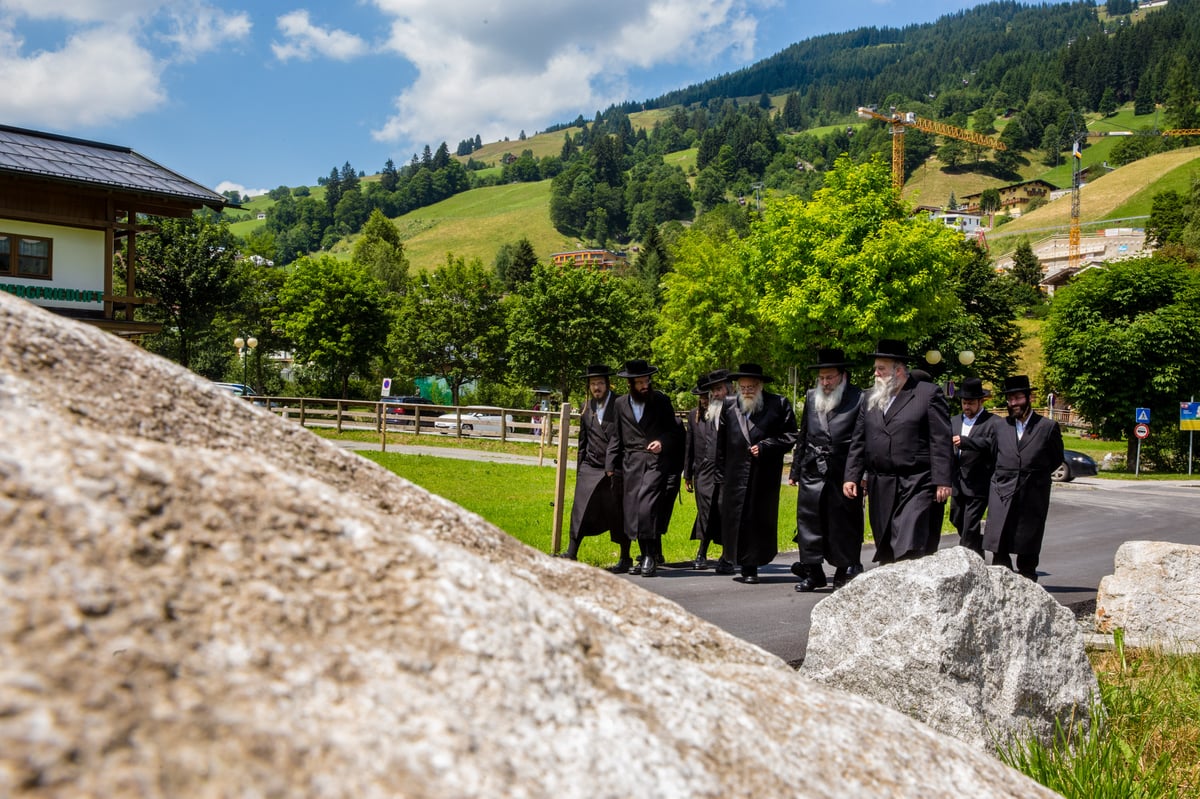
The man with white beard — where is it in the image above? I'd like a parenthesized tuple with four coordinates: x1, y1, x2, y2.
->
(843, 340, 954, 564)
(787, 349, 864, 591)
(717, 363, 798, 584)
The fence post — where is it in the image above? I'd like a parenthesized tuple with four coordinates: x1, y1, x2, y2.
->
(299, 398, 307, 428)
(551, 403, 572, 555)
(380, 401, 387, 453)
(336, 400, 344, 434)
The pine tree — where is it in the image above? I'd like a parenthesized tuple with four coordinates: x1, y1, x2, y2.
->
(1011, 240, 1043, 288)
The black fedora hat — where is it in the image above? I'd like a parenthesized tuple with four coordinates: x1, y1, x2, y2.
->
(582, 364, 615, 379)
(958, 377, 992, 400)
(701, 368, 731, 389)
(617, 359, 658, 378)
(728, 363, 773, 383)
(691, 371, 711, 395)
(868, 339, 915, 362)
(807, 348, 852, 369)
(1001, 375, 1032, 394)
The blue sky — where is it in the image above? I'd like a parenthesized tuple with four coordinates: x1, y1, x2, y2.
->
(0, 0, 1050, 197)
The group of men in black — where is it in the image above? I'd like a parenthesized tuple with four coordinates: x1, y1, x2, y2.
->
(562, 338, 1064, 586)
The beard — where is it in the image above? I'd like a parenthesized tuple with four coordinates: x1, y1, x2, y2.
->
(629, 383, 652, 403)
(867, 373, 900, 413)
(737, 390, 764, 416)
(705, 398, 723, 423)
(812, 379, 846, 422)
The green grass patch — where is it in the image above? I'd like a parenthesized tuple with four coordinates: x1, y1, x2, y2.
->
(1108, 159, 1200, 220)
(1000, 634, 1200, 798)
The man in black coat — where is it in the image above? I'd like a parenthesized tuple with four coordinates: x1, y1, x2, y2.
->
(949, 377, 998, 557)
(684, 369, 730, 570)
(717, 363, 798, 584)
(959, 375, 1063, 581)
(607, 359, 681, 578)
(788, 349, 864, 591)
(843, 340, 954, 563)
(563, 364, 631, 571)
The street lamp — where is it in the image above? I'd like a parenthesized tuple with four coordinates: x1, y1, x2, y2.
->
(924, 349, 976, 397)
(234, 335, 258, 391)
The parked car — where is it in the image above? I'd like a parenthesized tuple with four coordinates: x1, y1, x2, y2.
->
(1052, 449, 1099, 482)
(383, 395, 436, 426)
(433, 408, 515, 436)
(214, 382, 266, 405)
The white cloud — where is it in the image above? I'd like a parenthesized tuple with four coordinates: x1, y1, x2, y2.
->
(160, 6, 252, 62)
(0, 23, 166, 127)
(271, 10, 368, 62)
(0, 0, 163, 23)
(368, 0, 764, 149)
(215, 181, 268, 198)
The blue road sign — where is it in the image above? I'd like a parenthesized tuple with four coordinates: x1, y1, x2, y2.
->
(1135, 407, 1151, 424)
(1182, 402, 1200, 431)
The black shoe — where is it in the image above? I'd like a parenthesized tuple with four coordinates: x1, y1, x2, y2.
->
(833, 563, 864, 588)
(794, 570, 828, 592)
(714, 559, 736, 575)
(610, 557, 633, 574)
(739, 567, 759, 584)
(655, 554, 665, 566)
(693, 556, 710, 570)
(628, 558, 643, 575)
(640, 555, 658, 577)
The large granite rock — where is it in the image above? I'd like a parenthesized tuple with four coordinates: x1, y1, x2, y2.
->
(801, 547, 1098, 753)
(0, 294, 1057, 797)
(1096, 540, 1200, 649)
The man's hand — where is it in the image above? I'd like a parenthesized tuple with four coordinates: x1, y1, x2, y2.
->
(749, 444, 760, 457)
(843, 481, 858, 499)
(685, 479, 695, 493)
(646, 440, 662, 454)
(936, 485, 952, 503)
(787, 478, 797, 486)
(952, 434, 962, 447)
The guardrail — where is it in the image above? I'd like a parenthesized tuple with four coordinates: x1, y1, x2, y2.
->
(250, 396, 578, 444)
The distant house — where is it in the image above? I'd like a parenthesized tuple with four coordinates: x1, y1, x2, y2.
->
(256, 212, 266, 220)
(960, 179, 1058, 215)
(928, 210, 984, 235)
(550, 249, 628, 270)
(0, 124, 228, 337)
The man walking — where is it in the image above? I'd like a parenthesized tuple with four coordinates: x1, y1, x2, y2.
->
(684, 369, 729, 570)
(562, 364, 631, 571)
(843, 340, 953, 563)
(788, 349, 864, 591)
(718, 363, 798, 584)
(959, 375, 1063, 581)
(608, 359, 680, 577)
(949, 377, 998, 557)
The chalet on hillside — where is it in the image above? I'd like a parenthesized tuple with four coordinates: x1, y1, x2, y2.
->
(550, 249, 628, 270)
(960, 179, 1058, 215)
(0, 124, 228, 338)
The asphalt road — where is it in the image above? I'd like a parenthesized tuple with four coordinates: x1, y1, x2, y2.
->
(615, 477, 1200, 666)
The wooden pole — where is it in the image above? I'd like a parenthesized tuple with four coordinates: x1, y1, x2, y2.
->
(551, 402, 572, 555)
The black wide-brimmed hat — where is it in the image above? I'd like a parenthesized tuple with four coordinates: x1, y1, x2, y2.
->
(701, 368, 731, 389)
(958, 377, 992, 400)
(1001, 375, 1032, 394)
(691, 372, 710, 395)
(582, 364, 615, 379)
(868, 339, 916, 362)
(910, 368, 933, 384)
(617, 359, 658, 378)
(728, 363, 773, 383)
(807, 348, 853, 369)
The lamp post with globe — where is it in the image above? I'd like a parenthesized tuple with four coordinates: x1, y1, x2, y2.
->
(234, 335, 258, 392)
(924, 348, 975, 397)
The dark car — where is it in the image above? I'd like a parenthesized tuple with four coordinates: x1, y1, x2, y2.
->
(383, 395, 436, 426)
(1052, 449, 1099, 482)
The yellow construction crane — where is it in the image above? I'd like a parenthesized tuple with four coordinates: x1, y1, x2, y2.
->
(1066, 128, 1200, 270)
(856, 106, 1007, 191)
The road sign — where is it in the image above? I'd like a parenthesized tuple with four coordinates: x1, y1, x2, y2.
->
(1135, 407, 1151, 424)
(380, 377, 392, 397)
(1134, 423, 1150, 440)
(1182, 402, 1200, 431)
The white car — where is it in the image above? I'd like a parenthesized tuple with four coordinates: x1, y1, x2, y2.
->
(433, 409, 515, 436)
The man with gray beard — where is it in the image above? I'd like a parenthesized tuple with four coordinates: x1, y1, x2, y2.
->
(788, 349, 864, 591)
(843, 340, 953, 564)
(683, 369, 730, 570)
(717, 363, 798, 584)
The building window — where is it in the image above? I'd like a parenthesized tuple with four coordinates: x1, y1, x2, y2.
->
(0, 233, 52, 279)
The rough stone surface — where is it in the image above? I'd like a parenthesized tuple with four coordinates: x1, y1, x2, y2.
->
(0, 294, 1058, 798)
(1096, 540, 1200, 647)
(800, 547, 1098, 753)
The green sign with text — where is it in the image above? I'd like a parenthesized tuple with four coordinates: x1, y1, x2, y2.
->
(0, 283, 103, 303)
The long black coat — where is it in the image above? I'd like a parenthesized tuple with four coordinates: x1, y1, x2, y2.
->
(569, 392, 626, 542)
(718, 392, 798, 568)
(684, 406, 722, 544)
(608, 390, 680, 541)
(963, 411, 1063, 556)
(789, 384, 864, 567)
(844, 377, 953, 562)
(949, 410, 999, 546)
